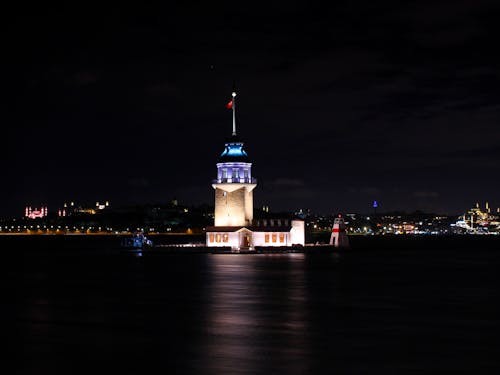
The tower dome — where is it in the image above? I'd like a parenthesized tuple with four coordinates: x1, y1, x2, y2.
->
(219, 135, 250, 163)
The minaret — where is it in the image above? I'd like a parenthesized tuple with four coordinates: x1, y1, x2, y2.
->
(212, 90, 257, 227)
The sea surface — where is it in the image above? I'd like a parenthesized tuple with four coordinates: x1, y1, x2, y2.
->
(2, 235, 499, 374)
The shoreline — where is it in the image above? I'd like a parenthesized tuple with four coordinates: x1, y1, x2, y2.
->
(0, 232, 204, 236)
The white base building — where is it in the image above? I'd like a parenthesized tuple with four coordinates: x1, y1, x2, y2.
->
(206, 219, 305, 249)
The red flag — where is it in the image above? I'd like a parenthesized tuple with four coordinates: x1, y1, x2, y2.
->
(226, 100, 233, 109)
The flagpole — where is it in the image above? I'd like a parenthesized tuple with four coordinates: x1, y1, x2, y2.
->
(232, 91, 237, 136)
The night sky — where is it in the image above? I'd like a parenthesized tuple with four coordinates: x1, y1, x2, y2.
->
(3, 1, 500, 218)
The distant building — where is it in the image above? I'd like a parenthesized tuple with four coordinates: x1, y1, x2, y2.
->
(206, 91, 304, 249)
(25, 206, 48, 219)
(58, 200, 110, 216)
(454, 202, 500, 233)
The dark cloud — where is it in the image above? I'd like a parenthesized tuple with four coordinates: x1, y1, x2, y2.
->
(414, 191, 440, 199)
(73, 71, 99, 86)
(127, 178, 150, 188)
(267, 178, 306, 188)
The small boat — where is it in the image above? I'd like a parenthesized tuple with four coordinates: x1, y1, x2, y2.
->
(121, 231, 154, 250)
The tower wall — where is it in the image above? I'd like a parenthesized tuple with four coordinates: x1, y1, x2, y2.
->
(214, 186, 253, 226)
(244, 188, 254, 224)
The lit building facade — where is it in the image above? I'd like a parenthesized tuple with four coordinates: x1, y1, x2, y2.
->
(25, 206, 48, 219)
(57, 200, 110, 216)
(206, 91, 305, 249)
(454, 202, 500, 233)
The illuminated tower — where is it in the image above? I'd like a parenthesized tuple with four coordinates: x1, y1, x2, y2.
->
(212, 91, 257, 227)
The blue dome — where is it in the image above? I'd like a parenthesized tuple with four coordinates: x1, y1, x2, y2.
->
(219, 137, 250, 162)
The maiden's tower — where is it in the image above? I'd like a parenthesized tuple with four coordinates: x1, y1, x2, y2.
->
(206, 91, 304, 250)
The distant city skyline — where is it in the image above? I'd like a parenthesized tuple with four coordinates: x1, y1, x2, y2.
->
(3, 199, 499, 237)
(3, 199, 499, 221)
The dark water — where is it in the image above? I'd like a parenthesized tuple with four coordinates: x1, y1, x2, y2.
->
(2, 235, 499, 374)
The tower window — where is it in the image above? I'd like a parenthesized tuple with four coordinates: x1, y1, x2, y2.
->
(265, 234, 270, 243)
(209, 233, 214, 243)
(272, 233, 277, 243)
(244, 169, 249, 178)
(232, 169, 238, 178)
(222, 169, 228, 179)
(279, 233, 285, 243)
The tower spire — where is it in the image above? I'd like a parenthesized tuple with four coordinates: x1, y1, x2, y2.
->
(232, 90, 237, 136)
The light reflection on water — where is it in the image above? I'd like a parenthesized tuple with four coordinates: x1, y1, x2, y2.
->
(10, 243, 500, 374)
(199, 254, 309, 374)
